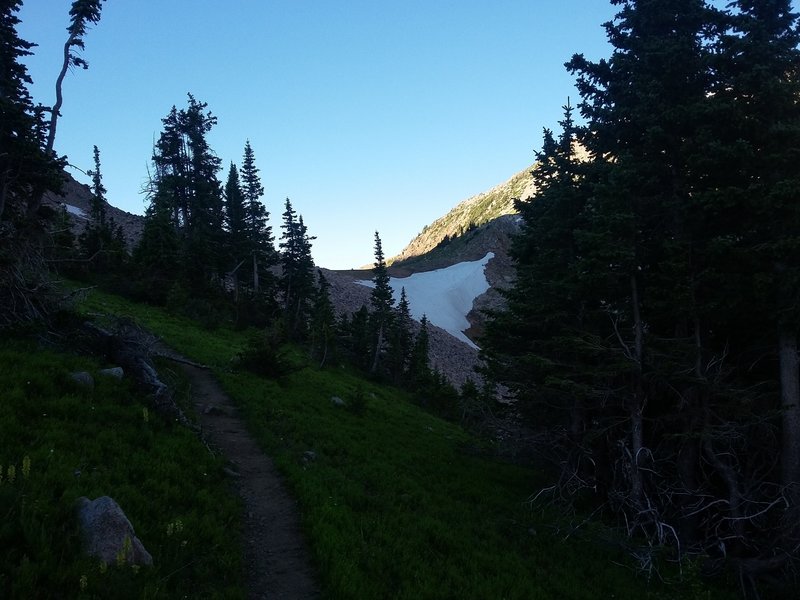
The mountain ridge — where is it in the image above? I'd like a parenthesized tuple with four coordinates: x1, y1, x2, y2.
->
(390, 164, 533, 266)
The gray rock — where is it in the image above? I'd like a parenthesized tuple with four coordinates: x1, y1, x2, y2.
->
(203, 404, 226, 416)
(98, 367, 124, 379)
(70, 371, 94, 389)
(330, 396, 346, 407)
(222, 467, 241, 478)
(303, 451, 317, 463)
(76, 496, 153, 566)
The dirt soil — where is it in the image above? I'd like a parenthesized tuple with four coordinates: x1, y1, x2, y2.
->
(177, 362, 319, 600)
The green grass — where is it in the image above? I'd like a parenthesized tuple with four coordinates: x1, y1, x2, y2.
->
(74, 286, 732, 599)
(0, 339, 244, 599)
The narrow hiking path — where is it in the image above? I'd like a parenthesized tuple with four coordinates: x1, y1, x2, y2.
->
(175, 362, 319, 600)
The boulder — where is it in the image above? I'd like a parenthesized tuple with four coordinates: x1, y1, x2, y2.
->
(98, 367, 124, 379)
(76, 496, 153, 566)
(330, 396, 346, 407)
(70, 371, 94, 389)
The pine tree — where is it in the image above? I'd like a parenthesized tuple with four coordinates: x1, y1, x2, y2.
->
(139, 95, 225, 290)
(387, 287, 413, 385)
(0, 1, 62, 222)
(87, 144, 106, 226)
(45, 0, 105, 156)
(309, 269, 337, 368)
(719, 0, 800, 509)
(369, 231, 394, 373)
(279, 198, 315, 338)
(408, 314, 431, 388)
(565, 0, 718, 510)
(78, 144, 123, 272)
(240, 140, 275, 292)
(223, 162, 247, 295)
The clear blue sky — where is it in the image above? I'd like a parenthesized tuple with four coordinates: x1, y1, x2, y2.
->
(18, 1, 618, 269)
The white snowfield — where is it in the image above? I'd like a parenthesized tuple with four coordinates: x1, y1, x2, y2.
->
(64, 204, 88, 219)
(356, 252, 494, 349)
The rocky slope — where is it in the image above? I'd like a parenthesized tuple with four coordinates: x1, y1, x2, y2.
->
(390, 165, 533, 265)
(44, 172, 145, 249)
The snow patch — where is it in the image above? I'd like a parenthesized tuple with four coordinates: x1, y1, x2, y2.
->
(356, 252, 494, 349)
(64, 204, 88, 219)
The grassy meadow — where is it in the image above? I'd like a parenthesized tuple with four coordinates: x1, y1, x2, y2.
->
(0, 284, 734, 598)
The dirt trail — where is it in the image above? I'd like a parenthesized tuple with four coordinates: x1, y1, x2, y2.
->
(177, 363, 319, 600)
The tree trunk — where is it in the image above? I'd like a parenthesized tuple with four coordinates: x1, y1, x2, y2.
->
(629, 274, 645, 506)
(780, 328, 800, 489)
(371, 321, 384, 373)
(45, 36, 75, 157)
(252, 252, 259, 293)
(0, 173, 7, 221)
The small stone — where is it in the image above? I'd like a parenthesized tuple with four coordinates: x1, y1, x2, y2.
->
(330, 396, 346, 407)
(528, 527, 537, 536)
(303, 451, 317, 463)
(98, 367, 124, 379)
(70, 371, 94, 389)
(203, 405, 225, 416)
(222, 467, 240, 478)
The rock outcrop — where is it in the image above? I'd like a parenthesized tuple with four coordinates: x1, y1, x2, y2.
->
(76, 496, 153, 566)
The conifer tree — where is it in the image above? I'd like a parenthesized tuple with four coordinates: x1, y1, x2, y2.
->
(719, 0, 800, 511)
(87, 144, 106, 226)
(369, 231, 394, 373)
(309, 269, 336, 368)
(279, 199, 315, 338)
(45, 0, 105, 153)
(408, 314, 431, 388)
(0, 1, 62, 222)
(240, 140, 275, 292)
(347, 305, 372, 371)
(387, 287, 413, 384)
(139, 94, 224, 290)
(223, 162, 247, 295)
(78, 145, 124, 272)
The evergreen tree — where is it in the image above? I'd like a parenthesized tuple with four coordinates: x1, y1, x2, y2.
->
(564, 0, 718, 511)
(723, 0, 800, 494)
(369, 231, 394, 373)
(240, 140, 276, 292)
(346, 305, 372, 371)
(481, 101, 603, 441)
(87, 144, 106, 226)
(223, 162, 247, 294)
(45, 0, 105, 156)
(387, 287, 413, 385)
(309, 269, 337, 368)
(0, 1, 62, 222)
(408, 314, 431, 388)
(279, 198, 315, 338)
(139, 94, 224, 291)
(78, 145, 125, 272)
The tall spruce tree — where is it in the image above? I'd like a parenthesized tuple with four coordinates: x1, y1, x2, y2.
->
(138, 95, 224, 293)
(387, 287, 413, 384)
(240, 140, 275, 292)
(45, 0, 105, 157)
(565, 0, 717, 511)
(279, 198, 315, 338)
(0, 1, 62, 222)
(482, 101, 601, 440)
(78, 145, 125, 272)
(309, 269, 336, 368)
(223, 162, 247, 295)
(408, 314, 431, 388)
(369, 231, 394, 373)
